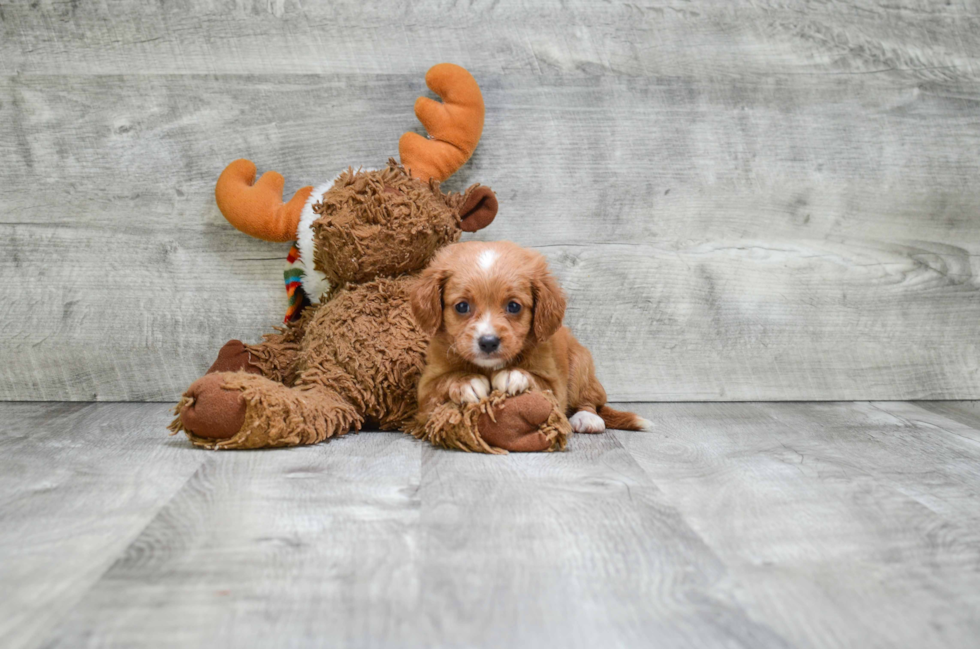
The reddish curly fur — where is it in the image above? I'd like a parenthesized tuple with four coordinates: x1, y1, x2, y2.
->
(411, 241, 646, 435)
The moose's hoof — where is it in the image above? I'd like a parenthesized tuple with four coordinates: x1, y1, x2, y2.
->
(477, 391, 554, 452)
(206, 340, 263, 375)
(179, 374, 246, 440)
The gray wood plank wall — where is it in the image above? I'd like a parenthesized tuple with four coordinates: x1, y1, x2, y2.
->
(2, 0, 979, 401)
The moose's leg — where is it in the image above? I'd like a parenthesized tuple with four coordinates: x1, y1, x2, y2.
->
(477, 391, 570, 452)
(411, 390, 570, 454)
(206, 308, 312, 380)
(206, 340, 264, 375)
(170, 372, 361, 450)
(203, 334, 299, 380)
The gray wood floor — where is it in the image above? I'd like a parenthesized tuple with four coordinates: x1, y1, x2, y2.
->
(3, 401, 979, 649)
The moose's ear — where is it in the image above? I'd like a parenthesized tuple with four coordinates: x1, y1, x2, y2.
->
(459, 185, 497, 233)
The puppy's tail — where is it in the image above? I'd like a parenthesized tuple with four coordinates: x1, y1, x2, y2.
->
(597, 405, 652, 432)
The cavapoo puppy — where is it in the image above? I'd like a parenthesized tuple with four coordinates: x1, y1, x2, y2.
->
(411, 240, 650, 435)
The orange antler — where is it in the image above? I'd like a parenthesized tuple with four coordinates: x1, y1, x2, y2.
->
(399, 64, 485, 183)
(214, 159, 312, 242)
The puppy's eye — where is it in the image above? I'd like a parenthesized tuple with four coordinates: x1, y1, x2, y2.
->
(454, 301, 470, 315)
(506, 301, 522, 314)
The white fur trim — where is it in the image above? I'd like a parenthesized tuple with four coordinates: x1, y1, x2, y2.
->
(295, 181, 334, 303)
(294, 167, 376, 303)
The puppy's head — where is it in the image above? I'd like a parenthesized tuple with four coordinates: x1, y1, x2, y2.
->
(411, 241, 566, 369)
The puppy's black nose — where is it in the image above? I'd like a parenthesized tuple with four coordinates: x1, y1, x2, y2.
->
(478, 335, 500, 354)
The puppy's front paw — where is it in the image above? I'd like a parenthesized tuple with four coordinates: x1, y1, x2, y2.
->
(450, 375, 492, 405)
(570, 410, 606, 434)
(492, 369, 531, 396)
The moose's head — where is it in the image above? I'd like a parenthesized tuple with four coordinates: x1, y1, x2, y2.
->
(213, 64, 497, 293)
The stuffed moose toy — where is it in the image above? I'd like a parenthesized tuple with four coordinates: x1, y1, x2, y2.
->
(169, 64, 571, 453)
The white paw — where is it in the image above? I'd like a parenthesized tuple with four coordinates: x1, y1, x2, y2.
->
(570, 410, 606, 434)
(455, 375, 491, 405)
(492, 369, 530, 396)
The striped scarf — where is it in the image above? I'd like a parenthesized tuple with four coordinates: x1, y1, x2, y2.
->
(283, 243, 311, 323)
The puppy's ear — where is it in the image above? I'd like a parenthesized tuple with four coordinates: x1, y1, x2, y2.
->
(458, 185, 497, 233)
(531, 260, 566, 341)
(411, 264, 449, 335)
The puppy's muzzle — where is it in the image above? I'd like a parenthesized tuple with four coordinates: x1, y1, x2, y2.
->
(478, 335, 501, 354)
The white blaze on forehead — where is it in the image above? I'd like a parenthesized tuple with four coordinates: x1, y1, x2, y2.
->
(477, 248, 499, 272)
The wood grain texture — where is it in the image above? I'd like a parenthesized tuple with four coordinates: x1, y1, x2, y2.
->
(0, 403, 205, 649)
(2, 1, 979, 78)
(413, 433, 793, 648)
(46, 432, 424, 649)
(2, 1, 979, 401)
(913, 400, 980, 431)
(5, 401, 980, 648)
(617, 401, 980, 649)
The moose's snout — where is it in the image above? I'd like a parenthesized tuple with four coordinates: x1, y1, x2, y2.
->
(478, 335, 501, 354)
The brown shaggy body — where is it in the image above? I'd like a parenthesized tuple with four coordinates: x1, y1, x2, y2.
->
(170, 163, 570, 452)
(412, 241, 647, 434)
